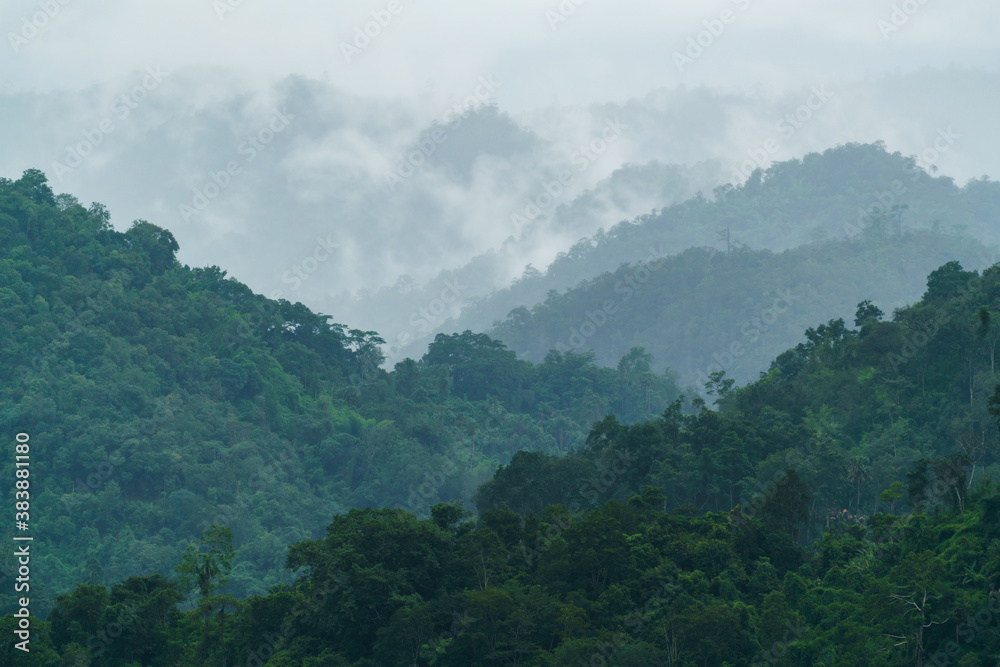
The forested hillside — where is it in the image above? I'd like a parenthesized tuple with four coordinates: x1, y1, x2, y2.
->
(424, 143, 1000, 379)
(0, 170, 685, 616)
(3, 167, 1000, 666)
(353, 158, 724, 359)
(7, 256, 1000, 664)
(481, 259, 1000, 524)
(491, 230, 993, 386)
(9, 0, 1000, 664)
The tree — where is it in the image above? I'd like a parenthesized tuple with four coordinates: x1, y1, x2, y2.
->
(176, 525, 235, 599)
(977, 306, 999, 373)
(347, 328, 387, 382)
(14, 167, 56, 205)
(878, 481, 905, 514)
(103, 574, 184, 665)
(423, 330, 528, 407)
(47, 584, 110, 649)
(759, 469, 812, 541)
(854, 300, 884, 328)
(616, 347, 653, 380)
(393, 357, 420, 397)
(123, 219, 180, 275)
(990, 383, 1000, 425)
(705, 369, 735, 400)
(846, 453, 871, 513)
(922, 261, 976, 302)
(175, 524, 237, 658)
(907, 459, 932, 512)
(284, 508, 452, 660)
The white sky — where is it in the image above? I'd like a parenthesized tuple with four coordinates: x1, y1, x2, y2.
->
(3, 0, 998, 111)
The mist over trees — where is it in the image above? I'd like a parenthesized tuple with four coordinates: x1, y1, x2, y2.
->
(0, 170, 687, 618)
(2, 155, 1000, 663)
(7, 0, 1000, 663)
(412, 143, 999, 383)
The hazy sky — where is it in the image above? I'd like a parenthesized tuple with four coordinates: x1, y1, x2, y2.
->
(4, 1, 998, 110)
(3, 0, 999, 350)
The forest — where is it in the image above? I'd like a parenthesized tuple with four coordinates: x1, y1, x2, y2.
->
(490, 230, 992, 386)
(1, 163, 999, 665)
(424, 142, 1000, 375)
(0, 169, 688, 615)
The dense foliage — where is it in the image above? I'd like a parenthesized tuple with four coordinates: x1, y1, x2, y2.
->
(0, 170, 684, 616)
(491, 230, 993, 386)
(9, 486, 1000, 665)
(483, 259, 1000, 529)
(3, 161, 1000, 666)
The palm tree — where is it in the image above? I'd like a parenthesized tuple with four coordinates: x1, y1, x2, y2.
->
(846, 454, 871, 514)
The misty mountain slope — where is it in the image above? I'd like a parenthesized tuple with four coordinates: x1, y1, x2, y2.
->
(6, 68, 999, 351)
(407, 143, 1000, 373)
(413, 104, 542, 185)
(490, 230, 995, 387)
(362, 158, 725, 362)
